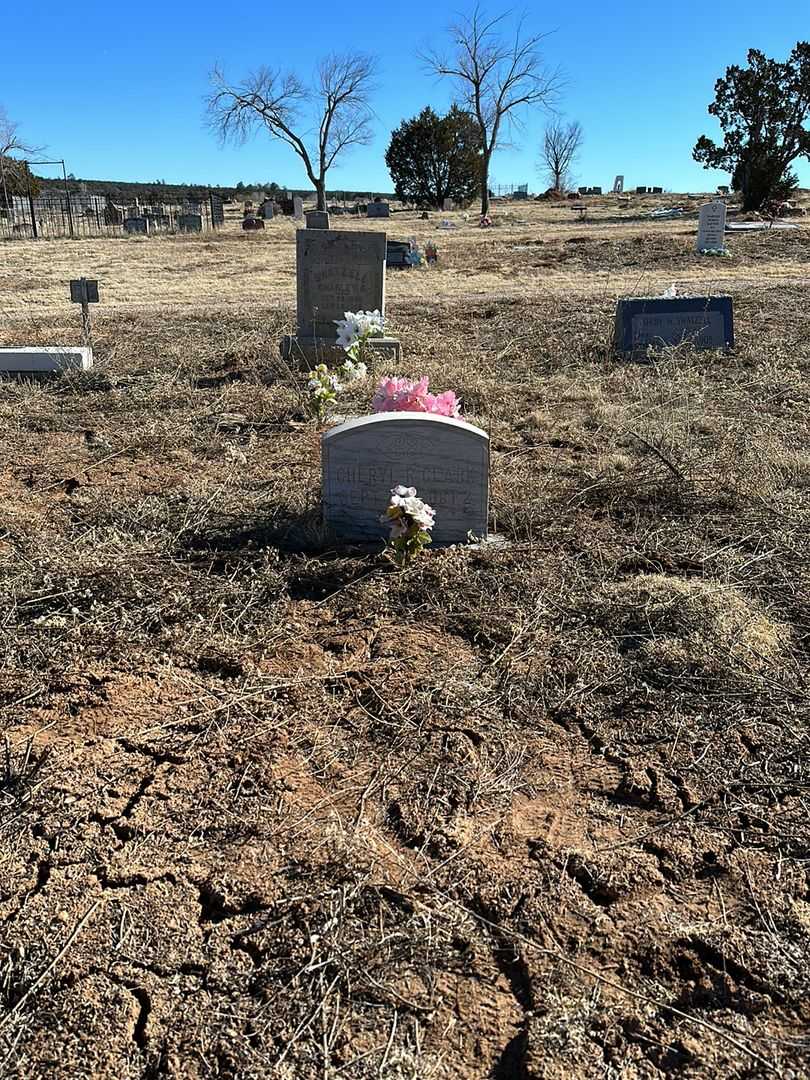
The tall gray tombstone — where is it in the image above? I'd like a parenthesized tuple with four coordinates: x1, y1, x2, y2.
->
(281, 230, 401, 365)
(613, 175, 624, 194)
(322, 414, 489, 545)
(293, 196, 304, 221)
(696, 200, 727, 252)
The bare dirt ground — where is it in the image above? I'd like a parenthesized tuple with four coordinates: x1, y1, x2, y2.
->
(1, 194, 809, 1079)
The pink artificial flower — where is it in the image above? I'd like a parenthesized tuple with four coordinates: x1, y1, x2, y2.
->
(428, 390, 460, 418)
(372, 376, 461, 417)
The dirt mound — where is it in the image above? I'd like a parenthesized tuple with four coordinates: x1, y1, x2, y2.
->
(591, 574, 786, 681)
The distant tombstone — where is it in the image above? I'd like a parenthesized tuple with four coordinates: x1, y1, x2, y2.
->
(306, 210, 330, 229)
(613, 175, 624, 194)
(293, 196, 304, 220)
(178, 214, 203, 232)
(261, 201, 274, 220)
(652, 186, 663, 194)
(367, 202, 390, 218)
(578, 186, 587, 195)
(210, 194, 225, 225)
(635, 186, 647, 195)
(322, 413, 489, 545)
(105, 202, 124, 225)
(281, 229, 400, 364)
(696, 200, 727, 252)
(442, 197, 454, 211)
(614, 296, 734, 356)
(124, 217, 149, 234)
(386, 239, 411, 269)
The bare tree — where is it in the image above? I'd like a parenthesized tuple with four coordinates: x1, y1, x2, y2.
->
(0, 107, 42, 210)
(540, 119, 582, 192)
(207, 53, 376, 211)
(423, 5, 560, 216)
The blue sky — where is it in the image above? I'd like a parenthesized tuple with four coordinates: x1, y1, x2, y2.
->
(4, 0, 808, 193)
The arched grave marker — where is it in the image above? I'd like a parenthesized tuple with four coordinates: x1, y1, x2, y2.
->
(322, 413, 489, 545)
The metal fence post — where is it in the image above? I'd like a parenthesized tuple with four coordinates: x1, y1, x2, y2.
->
(27, 180, 37, 239)
(61, 160, 74, 237)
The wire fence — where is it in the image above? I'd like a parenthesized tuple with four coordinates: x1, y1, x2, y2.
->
(491, 183, 530, 198)
(0, 191, 226, 239)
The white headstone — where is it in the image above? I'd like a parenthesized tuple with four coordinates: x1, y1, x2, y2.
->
(442, 197, 455, 211)
(322, 413, 489, 545)
(696, 200, 727, 252)
(0, 347, 93, 373)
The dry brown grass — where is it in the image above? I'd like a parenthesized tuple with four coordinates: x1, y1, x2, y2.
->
(0, 196, 809, 1079)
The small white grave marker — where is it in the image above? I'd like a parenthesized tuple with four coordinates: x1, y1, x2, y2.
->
(696, 200, 727, 252)
(0, 347, 93, 374)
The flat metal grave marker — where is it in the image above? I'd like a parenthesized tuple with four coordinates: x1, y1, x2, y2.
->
(70, 278, 99, 304)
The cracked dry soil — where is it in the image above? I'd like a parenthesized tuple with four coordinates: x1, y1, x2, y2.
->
(2, 202, 810, 1078)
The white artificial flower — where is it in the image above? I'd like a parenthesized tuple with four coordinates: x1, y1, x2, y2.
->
(334, 315, 361, 348)
(340, 359, 367, 382)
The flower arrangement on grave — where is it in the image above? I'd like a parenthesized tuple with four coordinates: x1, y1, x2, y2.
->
(306, 358, 367, 423)
(381, 485, 435, 567)
(372, 376, 460, 418)
(335, 310, 385, 368)
(698, 247, 730, 257)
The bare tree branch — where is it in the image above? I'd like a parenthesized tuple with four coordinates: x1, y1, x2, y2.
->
(422, 5, 562, 214)
(0, 107, 43, 209)
(206, 53, 376, 210)
(540, 118, 582, 191)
